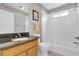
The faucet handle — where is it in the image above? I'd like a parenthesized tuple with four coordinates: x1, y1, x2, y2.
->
(18, 33, 21, 37)
(73, 42, 79, 44)
(15, 35, 18, 38)
(74, 36, 79, 40)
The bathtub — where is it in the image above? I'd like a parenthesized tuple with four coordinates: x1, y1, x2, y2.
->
(50, 43, 79, 56)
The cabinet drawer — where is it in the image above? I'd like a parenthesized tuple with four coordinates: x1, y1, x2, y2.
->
(2, 40, 38, 56)
(3, 44, 27, 56)
(16, 52, 27, 56)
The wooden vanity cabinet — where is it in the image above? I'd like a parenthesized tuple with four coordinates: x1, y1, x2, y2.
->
(0, 39, 38, 56)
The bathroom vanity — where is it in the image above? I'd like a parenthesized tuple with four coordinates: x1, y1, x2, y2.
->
(0, 32, 38, 56)
(0, 39, 38, 56)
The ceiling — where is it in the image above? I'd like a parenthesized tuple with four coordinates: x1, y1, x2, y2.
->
(6, 3, 29, 13)
(5, 3, 66, 13)
(41, 3, 66, 10)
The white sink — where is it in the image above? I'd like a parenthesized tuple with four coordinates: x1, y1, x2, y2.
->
(0, 42, 17, 48)
(11, 37, 30, 42)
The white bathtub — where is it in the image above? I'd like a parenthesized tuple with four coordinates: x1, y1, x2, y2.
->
(50, 43, 79, 56)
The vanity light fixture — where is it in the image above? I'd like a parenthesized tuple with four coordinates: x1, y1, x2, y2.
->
(52, 14, 59, 18)
(52, 10, 69, 18)
(60, 11, 68, 16)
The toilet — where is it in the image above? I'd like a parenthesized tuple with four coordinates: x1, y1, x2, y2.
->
(32, 34, 51, 56)
(39, 42, 51, 56)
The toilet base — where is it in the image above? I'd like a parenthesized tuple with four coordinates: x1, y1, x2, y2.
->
(39, 42, 51, 56)
(41, 52, 48, 56)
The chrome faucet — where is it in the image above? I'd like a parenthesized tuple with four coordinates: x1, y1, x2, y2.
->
(18, 33, 21, 37)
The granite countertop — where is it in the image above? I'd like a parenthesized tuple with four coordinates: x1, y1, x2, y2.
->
(0, 36, 39, 50)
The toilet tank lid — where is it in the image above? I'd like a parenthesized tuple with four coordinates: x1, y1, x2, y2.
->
(39, 42, 51, 47)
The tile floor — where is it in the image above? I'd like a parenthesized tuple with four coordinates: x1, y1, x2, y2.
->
(38, 51, 62, 56)
(48, 51, 63, 56)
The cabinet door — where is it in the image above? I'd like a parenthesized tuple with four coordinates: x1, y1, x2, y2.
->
(16, 52, 28, 56)
(28, 46, 38, 56)
(0, 50, 2, 56)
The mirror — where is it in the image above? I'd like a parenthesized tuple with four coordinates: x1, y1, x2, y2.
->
(0, 9, 14, 34)
(0, 5, 28, 34)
